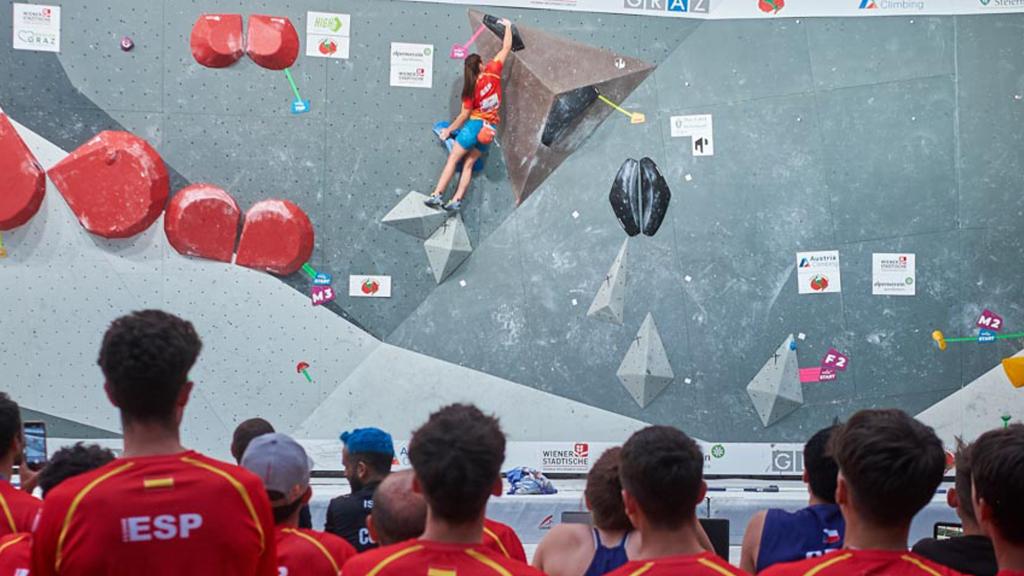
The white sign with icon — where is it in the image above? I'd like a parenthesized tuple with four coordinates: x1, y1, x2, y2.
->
(306, 11, 350, 59)
(390, 43, 434, 89)
(13, 3, 60, 53)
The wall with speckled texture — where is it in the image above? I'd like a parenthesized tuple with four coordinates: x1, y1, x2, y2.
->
(2, 0, 1023, 448)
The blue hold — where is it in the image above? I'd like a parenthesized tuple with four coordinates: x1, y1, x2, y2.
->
(789, 340, 798, 351)
(433, 121, 485, 173)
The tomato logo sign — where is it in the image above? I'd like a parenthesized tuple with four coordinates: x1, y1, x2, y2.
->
(810, 275, 829, 292)
(758, 0, 785, 13)
(361, 279, 380, 295)
(318, 39, 338, 55)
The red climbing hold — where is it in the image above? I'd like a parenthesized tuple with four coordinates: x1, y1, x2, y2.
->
(246, 15, 299, 70)
(164, 184, 240, 263)
(0, 114, 46, 231)
(47, 131, 169, 239)
(190, 14, 244, 68)
(235, 199, 314, 276)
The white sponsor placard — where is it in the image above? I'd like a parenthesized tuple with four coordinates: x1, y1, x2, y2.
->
(796, 250, 842, 295)
(306, 11, 350, 59)
(872, 253, 916, 296)
(13, 3, 60, 53)
(349, 275, 392, 298)
(390, 43, 434, 89)
(671, 114, 714, 156)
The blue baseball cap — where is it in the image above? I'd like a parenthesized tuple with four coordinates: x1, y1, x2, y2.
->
(340, 427, 394, 456)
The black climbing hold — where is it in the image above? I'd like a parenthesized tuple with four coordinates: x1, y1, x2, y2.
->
(483, 14, 526, 52)
(608, 157, 671, 237)
(639, 157, 670, 237)
(609, 158, 641, 237)
(541, 86, 598, 147)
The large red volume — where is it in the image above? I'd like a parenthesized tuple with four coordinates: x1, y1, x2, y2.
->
(164, 184, 240, 263)
(190, 14, 244, 68)
(246, 15, 299, 70)
(47, 131, 169, 239)
(235, 199, 314, 276)
(0, 114, 46, 230)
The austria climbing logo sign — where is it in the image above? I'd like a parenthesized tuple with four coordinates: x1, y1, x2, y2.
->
(796, 250, 842, 295)
(858, 0, 925, 9)
(758, 0, 785, 13)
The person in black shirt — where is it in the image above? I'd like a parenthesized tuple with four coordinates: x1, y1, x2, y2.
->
(912, 438, 997, 576)
(324, 427, 394, 551)
(231, 417, 313, 530)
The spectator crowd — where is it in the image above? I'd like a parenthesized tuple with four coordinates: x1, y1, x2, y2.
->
(1, 310, 1022, 575)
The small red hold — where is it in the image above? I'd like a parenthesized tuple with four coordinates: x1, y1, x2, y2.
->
(48, 131, 169, 239)
(190, 14, 244, 68)
(164, 184, 240, 263)
(235, 199, 314, 276)
(0, 114, 46, 231)
(246, 15, 299, 70)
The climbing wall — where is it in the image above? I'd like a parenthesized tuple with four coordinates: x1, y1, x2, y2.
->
(2, 0, 1024, 464)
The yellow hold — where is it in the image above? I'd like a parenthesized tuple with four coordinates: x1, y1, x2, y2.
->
(932, 330, 947, 351)
(1003, 357, 1024, 389)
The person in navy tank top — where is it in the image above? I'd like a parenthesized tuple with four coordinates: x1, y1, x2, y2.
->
(533, 448, 640, 576)
(740, 425, 845, 573)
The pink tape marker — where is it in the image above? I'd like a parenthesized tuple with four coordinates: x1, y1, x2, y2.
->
(450, 24, 487, 59)
(799, 367, 822, 383)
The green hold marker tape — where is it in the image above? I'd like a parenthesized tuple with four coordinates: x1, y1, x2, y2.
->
(1003, 415, 1012, 428)
(301, 262, 317, 279)
(284, 69, 310, 114)
(296, 361, 312, 383)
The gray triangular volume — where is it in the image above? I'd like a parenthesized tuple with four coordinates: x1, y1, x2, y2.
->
(382, 191, 450, 239)
(424, 214, 473, 284)
(588, 239, 629, 325)
(616, 313, 674, 408)
(746, 334, 803, 427)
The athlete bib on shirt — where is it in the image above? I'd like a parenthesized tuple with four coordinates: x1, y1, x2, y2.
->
(31, 450, 277, 576)
(462, 60, 503, 126)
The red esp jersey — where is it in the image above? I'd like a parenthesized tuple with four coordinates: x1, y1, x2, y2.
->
(481, 518, 527, 563)
(0, 533, 31, 574)
(0, 479, 41, 536)
(276, 526, 356, 576)
(342, 539, 543, 576)
(463, 60, 503, 125)
(760, 550, 965, 576)
(605, 552, 747, 576)
(31, 450, 277, 576)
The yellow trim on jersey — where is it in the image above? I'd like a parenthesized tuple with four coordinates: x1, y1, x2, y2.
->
(143, 477, 174, 490)
(366, 544, 425, 576)
(181, 456, 265, 552)
(483, 525, 511, 558)
(802, 552, 854, 576)
(56, 462, 135, 571)
(282, 528, 340, 575)
(466, 548, 513, 576)
(481, 72, 501, 80)
(624, 562, 654, 576)
(0, 491, 17, 533)
(428, 569, 457, 576)
(0, 533, 28, 556)
(698, 557, 738, 576)
(901, 554, 944, 576)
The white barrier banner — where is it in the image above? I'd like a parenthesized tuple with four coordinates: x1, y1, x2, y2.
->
(299, 439, 807, 476)
(399, 0, 1024, 19)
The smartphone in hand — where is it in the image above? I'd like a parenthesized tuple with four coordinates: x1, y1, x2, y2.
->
(22, 421, 47, 471)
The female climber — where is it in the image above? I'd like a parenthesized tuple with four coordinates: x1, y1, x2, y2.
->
(425, 18, 514, 212)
